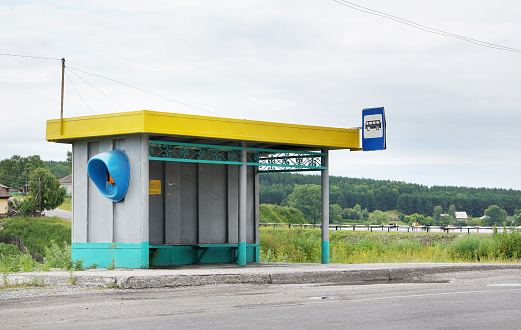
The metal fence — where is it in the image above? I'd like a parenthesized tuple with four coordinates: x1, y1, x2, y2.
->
(259, 223, 518, 234)
(0, 236, 44, 263)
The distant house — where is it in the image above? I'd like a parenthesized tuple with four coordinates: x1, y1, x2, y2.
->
(506, 216, 515, 223)
(0, 183, 13, 192)
(0, 186, 11, 217)
(0, 183, 23, 193)
(60, 174, 72, 196)
(455, 212, 468, 222)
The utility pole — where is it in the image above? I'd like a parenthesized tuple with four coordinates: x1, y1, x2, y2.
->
(38, 176, 42, 216)
(60, 58, 65, 135)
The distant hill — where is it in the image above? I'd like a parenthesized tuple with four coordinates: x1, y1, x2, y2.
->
(259, 172, 521, 217)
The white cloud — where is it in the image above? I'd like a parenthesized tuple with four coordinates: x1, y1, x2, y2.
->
(1, 0, 521, 188)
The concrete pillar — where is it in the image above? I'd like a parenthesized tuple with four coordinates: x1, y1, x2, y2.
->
(238, 142, 247, 266)
(321, 148, 329, 264)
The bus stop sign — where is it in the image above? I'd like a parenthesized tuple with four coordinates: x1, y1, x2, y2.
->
(362, 107, 386, 151)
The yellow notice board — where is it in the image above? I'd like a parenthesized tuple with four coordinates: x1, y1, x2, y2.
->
(149, 180, 161, 195)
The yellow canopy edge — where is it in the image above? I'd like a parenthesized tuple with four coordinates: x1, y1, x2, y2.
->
(46, 110, 360, 150)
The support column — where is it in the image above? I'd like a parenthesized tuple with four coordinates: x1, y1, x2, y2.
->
(321, 148, 329, 264)
(238, 142, 247, 266)
(140, 134, 150, 268)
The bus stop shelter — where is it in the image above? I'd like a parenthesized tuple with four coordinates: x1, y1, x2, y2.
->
(46, 110, 360, 268)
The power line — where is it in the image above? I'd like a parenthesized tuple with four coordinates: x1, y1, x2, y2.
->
(333, 0, 521, 54)
(0, 53, 62, 60)
(66, 68, 129, 112)
(64, 70, 96, 115)
(1, 53, 226, 117)
(67, 66, 226, 118)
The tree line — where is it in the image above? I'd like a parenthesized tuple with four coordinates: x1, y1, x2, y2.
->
(0, 153, 71, 190)
(259, 172, 521, 220)
(0, 154, 71, 214)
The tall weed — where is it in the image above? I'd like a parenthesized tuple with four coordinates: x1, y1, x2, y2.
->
(493, 229, 521, 259)
(260, 228, 521, 264)
(449, 234, 496, 261)
(43, 241, 73, 270)
(0, 243, 40, 272)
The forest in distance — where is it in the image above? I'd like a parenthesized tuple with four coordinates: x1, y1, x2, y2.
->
(259, 172, 521, 220)
(2, 154, 521, 224)
(0, 154, 71, 190)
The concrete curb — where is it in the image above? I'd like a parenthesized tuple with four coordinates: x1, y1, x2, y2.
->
(6, 263, 521, 289)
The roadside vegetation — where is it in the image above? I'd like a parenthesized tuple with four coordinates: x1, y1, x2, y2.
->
(0, 217, 77, 275)
(259, 204, 306, 224)
(2, 214, 521, 277)
(58, 197, 72, 212)
(0, 217, 70, 256)
(260, 227, 521, 264)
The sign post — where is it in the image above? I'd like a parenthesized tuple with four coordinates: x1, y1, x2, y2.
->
(362, 107, 386, 151)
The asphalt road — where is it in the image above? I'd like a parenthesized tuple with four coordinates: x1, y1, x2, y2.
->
(44, 208, 72, 221)
(2, 269, 521, 329)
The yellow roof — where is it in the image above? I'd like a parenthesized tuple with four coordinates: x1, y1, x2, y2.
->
(46, 110, 360, 150)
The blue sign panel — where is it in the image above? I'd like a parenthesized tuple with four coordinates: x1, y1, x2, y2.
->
(362, 107, 386, 151)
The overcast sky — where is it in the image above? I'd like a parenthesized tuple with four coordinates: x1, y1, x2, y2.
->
(1, 1, 520, 189)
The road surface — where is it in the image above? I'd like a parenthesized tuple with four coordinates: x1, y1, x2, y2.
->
(44, 208, 72, 221)
(1, 269, 521, 329)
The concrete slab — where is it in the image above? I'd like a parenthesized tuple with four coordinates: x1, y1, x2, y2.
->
(6, 263, 521, 290)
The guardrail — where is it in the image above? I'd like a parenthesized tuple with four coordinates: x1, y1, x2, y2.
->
(259, 223, 519, 234)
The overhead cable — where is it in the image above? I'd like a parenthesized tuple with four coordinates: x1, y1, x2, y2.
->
(333, 0, 521, 54)
(67, 66, 226, 118)
(66, 68, 129, 112)
(0, 53, 62, 60)
(64, 70, 96, 115)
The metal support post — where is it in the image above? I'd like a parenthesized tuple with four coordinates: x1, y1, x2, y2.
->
(321, 148, 329, 264)
(238, 142, 247, 266)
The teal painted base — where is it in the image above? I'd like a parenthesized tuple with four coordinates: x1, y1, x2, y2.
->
(321, 240, 330, 264)
(72, 242, 149, 269)
(150, 243, 260, 266)
(237, 242, 247, 266)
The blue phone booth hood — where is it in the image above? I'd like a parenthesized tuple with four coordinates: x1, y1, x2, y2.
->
(87, 149, 130, 202)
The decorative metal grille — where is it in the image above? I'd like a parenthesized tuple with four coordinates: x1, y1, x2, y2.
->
(149, 141, 327, 172)
(247, 147, 326, 172)
(149, 140, 243, 165)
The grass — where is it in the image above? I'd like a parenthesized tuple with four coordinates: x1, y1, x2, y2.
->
(259, 204, 307, 224)
(260, 227, 521, 264)
(0, 216, 71, 256)
(58, 197, 72, 212)
(0, 240, 81, 275)
(3, 216, 521, 276)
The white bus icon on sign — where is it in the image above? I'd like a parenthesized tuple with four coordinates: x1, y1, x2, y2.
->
(365, 120, 382, 131)
(363, 114, 384, 139)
